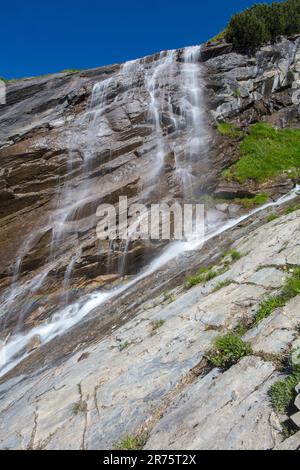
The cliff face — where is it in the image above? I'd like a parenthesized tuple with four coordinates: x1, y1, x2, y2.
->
(0, 37, 300, 449)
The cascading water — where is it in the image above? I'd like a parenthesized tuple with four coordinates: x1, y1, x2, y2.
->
(1, 44, 298, 379)
(177, 46, 207, 197)
(144, 50, 178, 182)
(1, 184, 298, 378)
(0, 77, 115, 335)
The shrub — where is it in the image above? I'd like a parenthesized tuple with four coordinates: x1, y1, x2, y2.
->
(206, 333, 253, 369)
(269, 365, 300, 412)
(226, 9, 270, 49)
(225, 1, 300, 50)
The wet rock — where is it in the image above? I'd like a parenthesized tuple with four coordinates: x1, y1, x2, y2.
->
(215, 203, 229, 212)
(0, 207, 299, 449)
(228, 204, 241, 217)
(214, 181, 256, 200)
(26, 335, 41, 353)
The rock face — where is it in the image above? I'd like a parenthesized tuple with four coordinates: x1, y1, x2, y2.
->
(0, 205, 299, 449)
(0, 37, 300, 450)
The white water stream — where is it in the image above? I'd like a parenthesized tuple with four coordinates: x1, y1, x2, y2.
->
(0, 185, 298, 378)
(0, 44, 299, 379)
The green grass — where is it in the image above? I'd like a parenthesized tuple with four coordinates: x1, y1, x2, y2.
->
(207, 29, 226, 43)
(237, 193, 269, 208)
(255, 295, 287, 324)
(206, 333, 253, 369)
(59, 69, 81, 73)
(255, 267, 300, 323)
(286, 203, 300, 214)
(282, 267, 300, 298)
(0, 76, 10, 83)
(119, 341, 130, 351)
(230, 250, 242, 262)
(222, 249, 243, 263)
(150, 319, 165, 335)
(185, 266, 220, 289)
(217, 122, 242, 138)
(225, 123, 300, 183)
(269, 365, 300, 413)
(212, 279, 233, 292)
(267, 213, 279, 222)
(163, 292, 175, 304)
(234, 318, 252, 336)
(114, 434, 145, 450)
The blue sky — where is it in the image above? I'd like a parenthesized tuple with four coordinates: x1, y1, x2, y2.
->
(1, 0, 278, 78)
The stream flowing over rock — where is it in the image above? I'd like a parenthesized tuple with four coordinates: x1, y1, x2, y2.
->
(0, 37, 300, 449)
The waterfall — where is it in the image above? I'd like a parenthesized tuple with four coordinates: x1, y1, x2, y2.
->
(0, 185, 298, 378)
(0, 45, 210, 375)
(175, 45, 207, 197)
(0, 44, 241, 376)
(0, 77, 115, 336)
(144, 50, 178, 182)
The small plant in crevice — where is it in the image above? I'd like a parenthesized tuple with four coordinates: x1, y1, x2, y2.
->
(255, 295, 286, 324)
(255, 266, 300, 324)
(233, 88, 241, 98)
(163, 292, 175, 304)
(118, 341, 130, 352)
(267, 213, 279, 222)
(73, 400, 87, 415)
(206, 332, 253, 369)
(222, 249, 243, 264)
(150, 319, 165, 335)
(114, 434, 146, 450)
(185, 265, 228, 289)
(234, 317, 252, 336)
(269, 364, 300, 413)
(212, 279, 233, 292)
(286, 203, 300, 214)
(230, 249, 242, 262)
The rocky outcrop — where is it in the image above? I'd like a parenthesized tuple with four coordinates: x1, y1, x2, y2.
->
(1, 37, 300, 450)
(204, 36, 300, 124)
(0, 202, 300, 449)
(1, 37, 300, 299)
